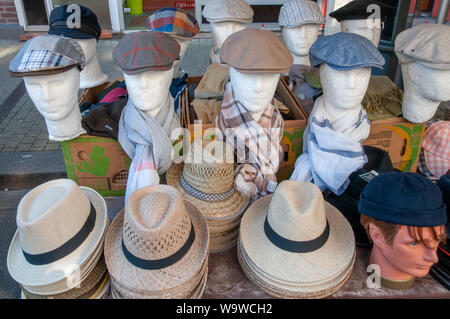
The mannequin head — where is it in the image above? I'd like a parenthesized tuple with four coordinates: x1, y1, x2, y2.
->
(282, 24, 320, 66)
(340, 18, 382, 46)
(210, 21, 246, 49)
(401, 62, 450, 123)
(362, 215, 445, 281)
(229, 67, 280, 121)
(172, 37, 191, 78)
(123, 68, 174, 117)
(75, 38, 108, 89)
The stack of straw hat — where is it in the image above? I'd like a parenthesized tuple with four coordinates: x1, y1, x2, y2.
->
(7, 179, 110, 299)
(238, 180, 356, 298)
(167, 139, 250, 253)
(104, 184, 209, 299)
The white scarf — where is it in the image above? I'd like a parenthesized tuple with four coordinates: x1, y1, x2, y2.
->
(290, 96, 370, 195)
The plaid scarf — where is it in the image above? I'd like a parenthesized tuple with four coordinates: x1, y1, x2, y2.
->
(216, 81, 284, 199)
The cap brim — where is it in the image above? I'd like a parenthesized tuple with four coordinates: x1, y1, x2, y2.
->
(9, 64, 78, 77)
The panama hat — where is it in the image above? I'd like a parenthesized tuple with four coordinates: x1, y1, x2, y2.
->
(104, 184, 209, 298)
(238, 180, 355, 298)
(7, 179, 108, 294)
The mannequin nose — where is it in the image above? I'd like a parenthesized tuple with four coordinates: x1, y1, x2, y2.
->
(41, 85, 52, 102)
(423, 247, 439, 264)
(347, 75, 357, 89)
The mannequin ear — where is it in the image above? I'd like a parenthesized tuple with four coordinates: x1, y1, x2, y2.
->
(368, 223, 387, 248)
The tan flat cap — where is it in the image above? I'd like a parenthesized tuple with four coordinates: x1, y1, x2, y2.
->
(202, 0, 253, 24)
(220, 28, 293, 74)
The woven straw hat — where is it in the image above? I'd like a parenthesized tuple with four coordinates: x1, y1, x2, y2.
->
(7, 179, 108, 294)
(104, 184, 209, 296)
(238, 180, 355, 298)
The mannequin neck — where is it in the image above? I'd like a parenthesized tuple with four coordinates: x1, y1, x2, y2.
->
(172, 60, 181, 78)
(323, 98, 360, 126)
(248, 109, 265, 122)
(370, 245, 415, 282)
(291, 53, 311, 67)
(402, 84, 440, 123)
(80, 53, 107, 90)
(44, 100, 86, 141)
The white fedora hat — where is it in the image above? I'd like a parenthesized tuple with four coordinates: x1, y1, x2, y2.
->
(7, 179, 108, 292)
(239, 180, 355, 298)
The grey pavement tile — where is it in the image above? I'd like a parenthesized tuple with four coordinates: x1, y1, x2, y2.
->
(21, 136, 36, 144)
(3, 147, 16, 152)
(45, 143, 61, 151)
(15, 144, 32, 152)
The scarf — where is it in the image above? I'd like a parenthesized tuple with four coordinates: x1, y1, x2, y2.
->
(118, 93, 180, 201)
(216, 81, 284, 199)
(290, 96, 370, 195)
(288, 64, 321, 116)
(362, 76, 403, 119)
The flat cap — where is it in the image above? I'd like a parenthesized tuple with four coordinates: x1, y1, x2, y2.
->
(329, 0, 395, 22)
(146, 7, 199, 39)
(202, 0, 253, 24)
(48, 5, 102, 40)
(220, 28, 293, 74)
(112, 31, 180, 75)
(309, 32, 385, 70)
(358, 172, 447, 227)
(395, 23, 450, 70)
(9, 35, 85, 77)
(278, 0, 325, 27)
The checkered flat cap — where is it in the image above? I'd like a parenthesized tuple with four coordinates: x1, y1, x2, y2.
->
(112, 31, 180, 75)
(278, 0, 325, 27)
(422, 121, 450, 178)
(9, 35, 85, 77)
(146, 7, 199, 39)
(395, 24, 450, 70)
(202, 0, 253, 24)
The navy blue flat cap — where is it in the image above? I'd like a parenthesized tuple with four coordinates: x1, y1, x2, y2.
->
(358, 172, 447, 227)
(329, 0, 395, 22)
(309, 32, 385, 70)
(48, 5, 101, 40)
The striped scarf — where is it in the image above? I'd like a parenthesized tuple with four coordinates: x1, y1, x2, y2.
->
(216, 81, 284, 199)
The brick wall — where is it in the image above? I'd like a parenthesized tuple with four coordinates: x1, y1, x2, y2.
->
(0, 1, 19, 24)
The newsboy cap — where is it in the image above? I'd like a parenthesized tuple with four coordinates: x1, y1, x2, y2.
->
(220, 28, 293, 74)
(358, 172, 447, 227)
(9, 35, 85, 77)
(146, 7, 199, 39)
(329, 0, 395, 22)
(309, 32, 385, 70)
(112, 31, 180, 75)
(202, 0, 253, 24)
(278, 0, 325, 27)
(395, 23, 450, 70)
(48, 5, 102, 40)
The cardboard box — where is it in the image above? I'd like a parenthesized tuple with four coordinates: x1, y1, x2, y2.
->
(280, 76, 425, 172)
(181, 76, 307, 181)
(61, 81, 131, 196)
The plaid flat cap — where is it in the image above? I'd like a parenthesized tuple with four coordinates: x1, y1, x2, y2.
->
(48, 5, 102, 40)
(395, 24, 450, 70)
(220, 28, 293, 74)
(202, 0, 253, 24)
(9, 35, 85, 77)
(329, 0, 395, 22)
(278, 0, 325, 27)
(112, 31, 180, 75)
(422, 121, 450, 178)
(146, 7, 199, 39)
(309, 32, 385, 70)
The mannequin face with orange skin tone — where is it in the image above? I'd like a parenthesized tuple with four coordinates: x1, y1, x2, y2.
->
(369, 224, 443, 281)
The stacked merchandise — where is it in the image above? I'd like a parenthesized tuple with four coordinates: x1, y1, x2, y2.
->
(7, 179, 110, 299)
(167, 139, 250, 252)
(104, 185, 209, 298)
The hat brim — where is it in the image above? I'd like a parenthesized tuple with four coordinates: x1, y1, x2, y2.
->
(166, 163, 250, 221)
(7, 187, 108, 290)
(313, 61, 385, 71)
(104, 200, 209, 293)
(424, 150, 450, 177)
(9, 64, 78, 78)
(239, 194, 355, 289)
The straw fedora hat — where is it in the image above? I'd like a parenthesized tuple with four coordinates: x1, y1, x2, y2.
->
(239, 180, 355, 298)
(7, 179, 108, 292)
(167, 139, 249, 221)
(104, 184, 209, 295)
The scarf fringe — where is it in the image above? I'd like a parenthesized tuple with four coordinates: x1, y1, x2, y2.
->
(362, 86, 404, 114)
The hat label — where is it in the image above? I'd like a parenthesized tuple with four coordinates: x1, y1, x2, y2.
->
(359, 170, 379, 183)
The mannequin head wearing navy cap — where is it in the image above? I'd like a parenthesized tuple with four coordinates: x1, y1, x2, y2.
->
(359, 172, 447, 288)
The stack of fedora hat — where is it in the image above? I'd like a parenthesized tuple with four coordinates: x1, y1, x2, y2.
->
(238, 180, 356, 298)
(104, 184, 209, 299)
(167, 139, 250, 253)
(7, 179, 110, 299)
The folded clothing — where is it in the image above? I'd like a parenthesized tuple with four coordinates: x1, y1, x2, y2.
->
(194, 63, 229, 99)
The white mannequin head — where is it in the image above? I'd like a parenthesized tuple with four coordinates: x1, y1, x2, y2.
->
(23, 67, 86, 141)
(320, 63, 371, 121)
(172, 37, 191, 78)
(282, 24, 320, 66)
(123, 68, 174, 118)
(210, 21, 246, 49)
(401, 62, 450, 123)
(75, 38, 108, 89)
(340, 18, 382, 46)
(229, 67, 280, 121)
